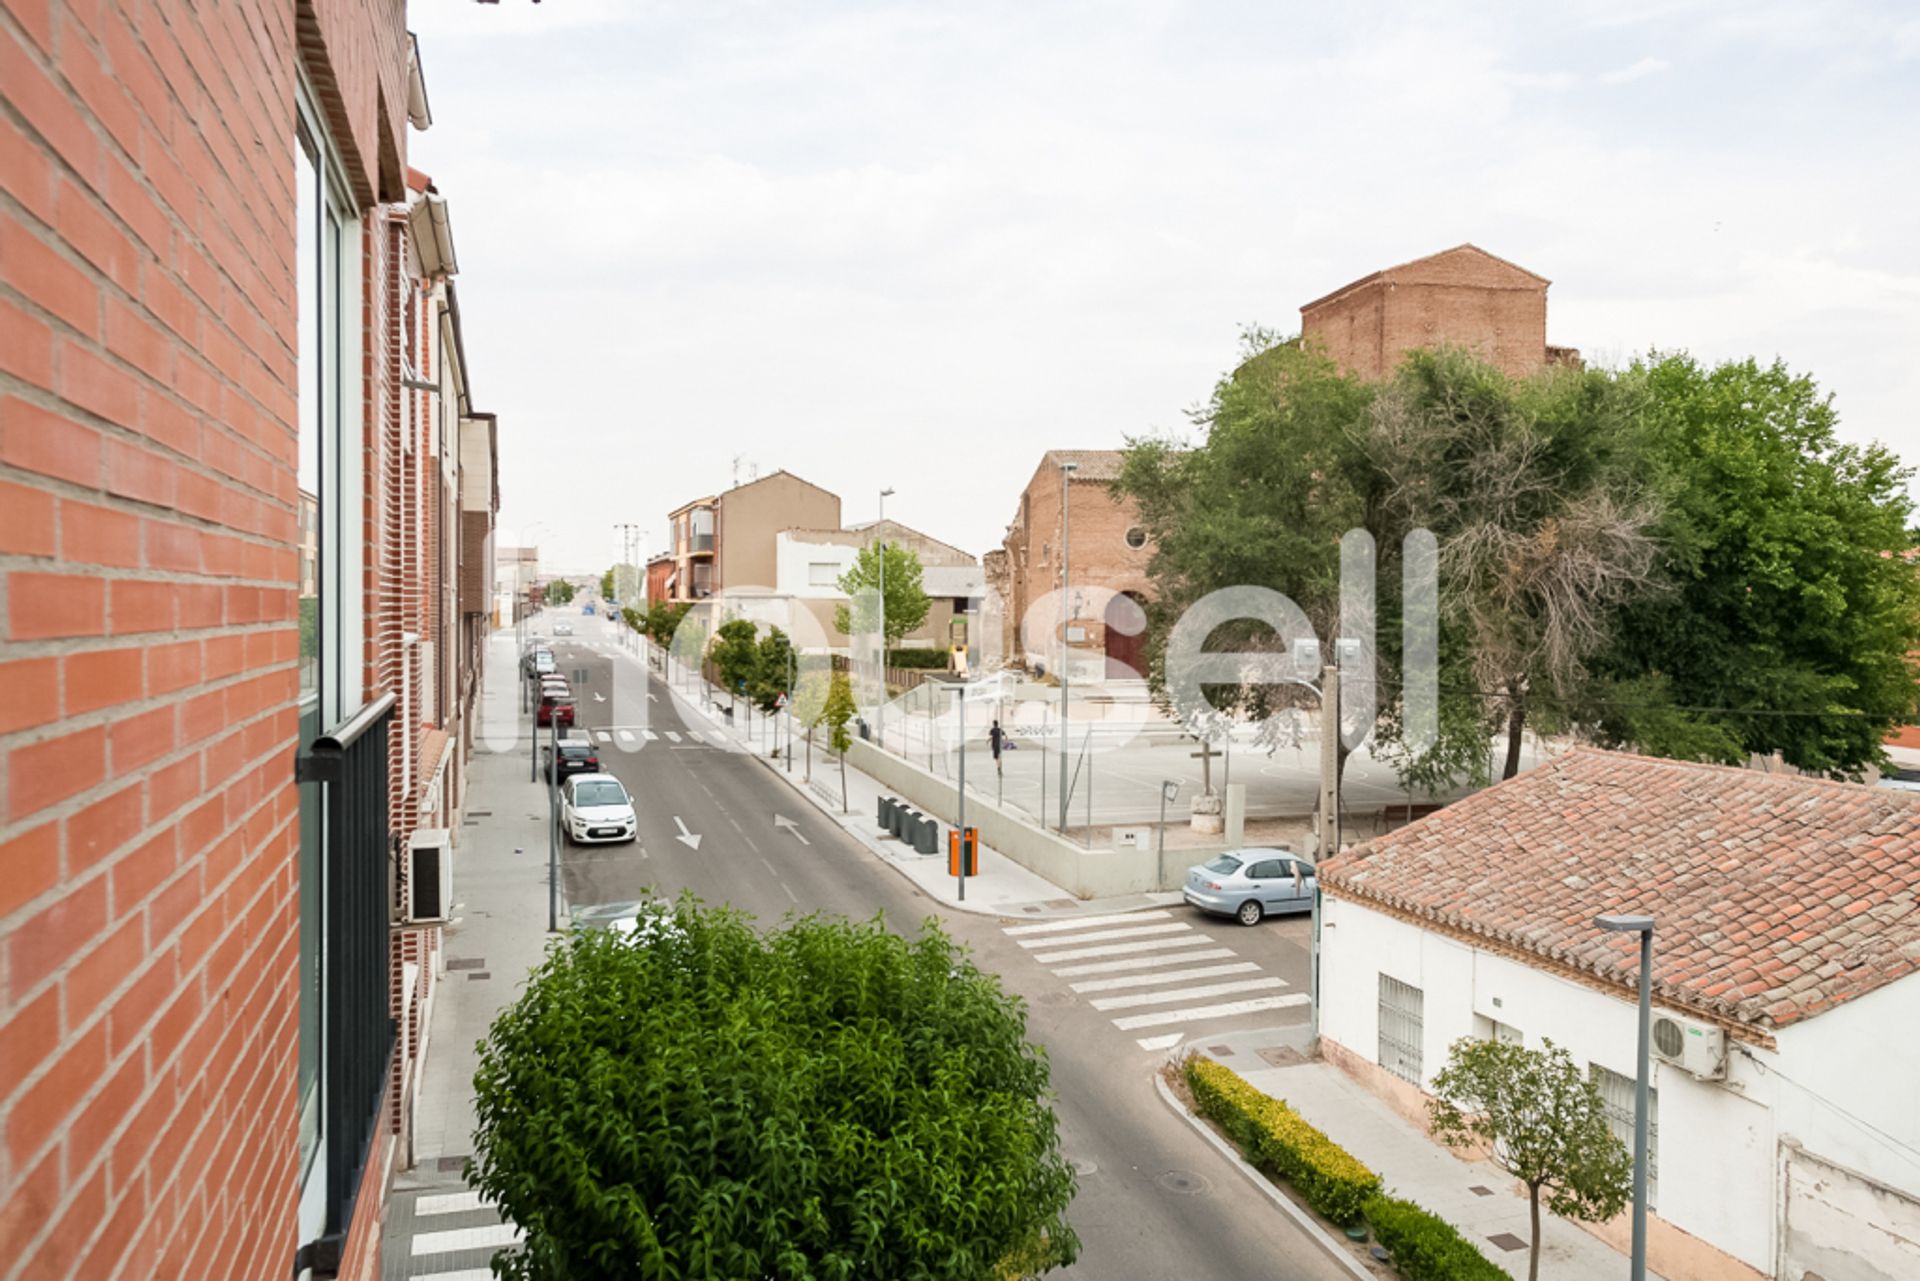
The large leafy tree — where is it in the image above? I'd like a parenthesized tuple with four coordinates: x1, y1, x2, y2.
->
(710, 617, 762, 694)
(834, 541, 931, 651)
(1429, 1037, 1631, 1281)
(471, 900, 1079, 1279)
(1591, 355, 1920, 777)
(749, 626, 796, 712)
(546, 579, 576, 605)
(600, 567, 616, 601)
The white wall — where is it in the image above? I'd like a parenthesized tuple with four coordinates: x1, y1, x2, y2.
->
(776, 532, 857, 599)
(1319, 897, 1777, 1273)
(1769, 976, 1920, 1197)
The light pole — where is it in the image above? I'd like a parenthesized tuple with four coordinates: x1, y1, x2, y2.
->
(1056, 460, 1077, 831)
(1595, 912, 1655, 1281)
(876, 487, 894, 751)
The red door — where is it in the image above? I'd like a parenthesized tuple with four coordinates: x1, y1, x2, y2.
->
(1104, 592, 1147, 679)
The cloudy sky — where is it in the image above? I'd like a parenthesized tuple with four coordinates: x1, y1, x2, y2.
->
(408, 0, 1920, 574)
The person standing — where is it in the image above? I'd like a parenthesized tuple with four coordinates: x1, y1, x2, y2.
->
(988, 718, 1006, 775)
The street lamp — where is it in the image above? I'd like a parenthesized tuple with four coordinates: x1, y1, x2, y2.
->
(1056, 460, 1077, 832)
(1594, 912, 1656, 1281)
(876, 487, 895, 750)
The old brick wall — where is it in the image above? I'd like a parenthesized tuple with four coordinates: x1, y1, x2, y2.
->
(0, 1, 410, 1277)
(1301, 247, 1551, 381)
(1004, 463, 1151, 669)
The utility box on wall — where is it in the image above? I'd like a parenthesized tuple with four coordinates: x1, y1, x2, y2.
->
(407, 828, 452, 923)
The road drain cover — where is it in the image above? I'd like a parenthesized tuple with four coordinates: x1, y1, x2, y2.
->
(1156, 1170, 1210, 1195)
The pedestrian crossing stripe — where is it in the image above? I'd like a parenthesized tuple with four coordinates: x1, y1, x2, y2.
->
(1015, 921, 1191, 949)
(1029, 934, 1221, 965)
(411, 1222, 523, 1256)
(1088, 976, 1288, 1011)
(1110, 993, 1308, 1031)
(1069, 961, 1259, 993)
(1136, 1033, 1184, 1051)
(665, 731, 682, 742)
(1049, 947, 1237, 977)
(1003, 910, 1171, 937)
(414, 1190, 490, 1216)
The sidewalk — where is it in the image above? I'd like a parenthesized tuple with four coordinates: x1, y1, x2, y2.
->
(400, 742, 564, 1187)
(1195, 1033, 1665, 1281)
(658, 660, 1184, 921)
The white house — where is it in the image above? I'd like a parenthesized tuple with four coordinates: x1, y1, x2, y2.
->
(1317, 748, 1920, 1281)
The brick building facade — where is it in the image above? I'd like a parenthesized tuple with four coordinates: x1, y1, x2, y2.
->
(0, 4, 490, 1278)
(1299, 243, 1578, 380)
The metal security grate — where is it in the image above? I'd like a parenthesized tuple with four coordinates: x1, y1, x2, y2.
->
(1378, 973, 1424, 1084)
(1593, 1063, 1658, 1209)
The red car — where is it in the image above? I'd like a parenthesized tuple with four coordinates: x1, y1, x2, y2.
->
(537, 690, 576, 728)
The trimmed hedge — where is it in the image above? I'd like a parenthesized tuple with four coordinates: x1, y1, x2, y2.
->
(1364, 1194, 1509, 1281)
(887, 647, 950, 669)
(1185, 1058, 1380, 1225)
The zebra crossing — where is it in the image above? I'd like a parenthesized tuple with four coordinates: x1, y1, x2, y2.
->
(384, 1184, 521, 1281)
(1005, 910, 1308, 1051)
(590, 727, 717, 747)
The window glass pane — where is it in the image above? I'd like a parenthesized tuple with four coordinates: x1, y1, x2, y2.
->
(294, 124, 323, 1179)
(1592, 1064, 1658, 1208)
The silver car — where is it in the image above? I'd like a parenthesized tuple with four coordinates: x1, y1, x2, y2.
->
(1183, 848, 1316, 926)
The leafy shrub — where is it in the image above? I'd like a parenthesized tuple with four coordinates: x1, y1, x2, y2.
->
(887, 646, 950, 669)
(1185, 1057, 1380, 1225)
(1364, 1194, 1508, 1281)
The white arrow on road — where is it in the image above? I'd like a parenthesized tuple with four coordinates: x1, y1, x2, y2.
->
(773, 815, 811, 846)
(672, 816, 702, 850)
(593, 692, 606, 702)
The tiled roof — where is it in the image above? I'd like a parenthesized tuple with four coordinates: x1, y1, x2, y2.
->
(1320, 748, 1920, 1031)
(1039, 450, 1126, 482)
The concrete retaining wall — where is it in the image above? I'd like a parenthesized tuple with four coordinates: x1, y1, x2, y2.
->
(849, 740, 1186, 898)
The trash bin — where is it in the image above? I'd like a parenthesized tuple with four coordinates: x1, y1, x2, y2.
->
(856, 717, 870, 741)
(914, 816, 939, 856)
(890, 805, 912, 840)
(878, 796, 896, 831)
(947, 827, 979, 877)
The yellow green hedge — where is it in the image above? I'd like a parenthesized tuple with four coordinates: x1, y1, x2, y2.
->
(1185, 1057, 1381, 1225)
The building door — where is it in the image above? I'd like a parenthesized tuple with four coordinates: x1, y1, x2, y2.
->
(1105, 591, 1147, 679)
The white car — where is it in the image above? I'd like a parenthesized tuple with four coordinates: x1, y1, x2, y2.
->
(561, 773, 636, 844)
(554, 622, 573, 636)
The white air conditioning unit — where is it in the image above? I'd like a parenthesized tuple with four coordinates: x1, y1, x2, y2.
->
(406, 828, 452, 924)
(1650, 1011, 1726, 1080)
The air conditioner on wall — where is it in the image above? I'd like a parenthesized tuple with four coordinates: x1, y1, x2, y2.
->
(1650, 1011, 1727, 1080)
(406, 828, 452, 924)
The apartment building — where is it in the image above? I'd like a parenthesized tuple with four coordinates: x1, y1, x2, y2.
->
(0, 5, 492, 1278)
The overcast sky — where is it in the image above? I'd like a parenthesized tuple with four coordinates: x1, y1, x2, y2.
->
(408, 0, 1920, 575)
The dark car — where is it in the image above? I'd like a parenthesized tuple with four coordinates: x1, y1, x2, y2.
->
(543, 738, 601, 782)
(536, 690, 576, 728)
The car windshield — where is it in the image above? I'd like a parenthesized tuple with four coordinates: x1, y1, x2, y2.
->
(1203, 854, 1243, 874)
(573, 781, 627, 807)
(560, 744, 594, 759)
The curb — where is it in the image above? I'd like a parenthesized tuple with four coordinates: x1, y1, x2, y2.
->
(1151, 1070, 1375, 1281)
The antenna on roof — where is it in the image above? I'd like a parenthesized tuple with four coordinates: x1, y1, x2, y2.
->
(731, 454, 744, 488)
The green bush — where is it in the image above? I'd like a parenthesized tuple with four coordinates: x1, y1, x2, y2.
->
(1185, 1058, 1380, 1225)
(1365, 1194, 1509, 1281)
(887, 646, 950, 669)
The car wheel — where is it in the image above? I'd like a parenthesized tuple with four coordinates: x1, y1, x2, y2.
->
(1236, 900, 1264, 927)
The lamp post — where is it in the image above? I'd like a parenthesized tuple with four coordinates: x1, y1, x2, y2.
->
(1056, 460, 1077, 832)
(876, 487, 894, 751)
(1594, 912, 1655, 1281)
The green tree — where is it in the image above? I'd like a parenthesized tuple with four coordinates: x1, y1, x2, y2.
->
(820, 672, 857, 811)
(710, 618, 761, 695)
(470, 899, 1079, 1280)
(749, 627, 796, 712)
(620, 604, 644, 634)
(834, 542, 931, 651)
(647, 600, 693, 644)
(1428, 1037, 1631, 1281)
(1591, 354, 1920, 777)
(600, 567, 616, 602)
(547, 579, 576, 605)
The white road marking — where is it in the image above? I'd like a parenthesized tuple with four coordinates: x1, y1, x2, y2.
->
(665, 731, 682, 743)
(1003, 910, 1172, 937)
(672, 816, 701, 850)
(412, 1223, 523, 1256)
(1016, 922, 1191, 949)
(1030, 935, 1220, 965)
(773, 814, 811, 845)
(414, 1190, 489, 1216)
(1136, 1033, 1185, 1051)
(782, 883, 798, 902)
(761, 857, 779, 875)
(594, 731, 612, 743)
(642, 730, 658, 741)
(1090, 977, 1289, 1011)
(1110, 993, 1309, 1030)
(1047, 947, 1236, 977)
(1069, 962, 1260, 994)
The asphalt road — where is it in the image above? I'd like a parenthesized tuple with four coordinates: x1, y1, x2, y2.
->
(533, 620, 1350, 1281)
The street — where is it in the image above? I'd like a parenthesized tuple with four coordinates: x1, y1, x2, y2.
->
(536, 622, 1346, 1281)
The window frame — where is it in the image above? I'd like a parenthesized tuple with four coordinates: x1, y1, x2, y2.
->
(1377, 972, 1425, 1085)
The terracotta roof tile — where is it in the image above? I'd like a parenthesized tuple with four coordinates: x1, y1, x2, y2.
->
(1319, 748, 1920, 1030)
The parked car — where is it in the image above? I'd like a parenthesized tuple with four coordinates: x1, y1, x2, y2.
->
(1183, 849, 1316, 926)
(524, 647, 555, 677)
(536, 689, 575, 728)
(560, 773, 636, 844)
(542, 737, 601, 782)
(554, 622, 573, 636)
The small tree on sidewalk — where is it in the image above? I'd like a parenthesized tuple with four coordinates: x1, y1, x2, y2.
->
(1429, 1036, 1631, 1281)
(821, 672, 857, 812)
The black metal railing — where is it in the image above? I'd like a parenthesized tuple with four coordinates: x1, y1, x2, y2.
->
(294, 691, 398, 1255)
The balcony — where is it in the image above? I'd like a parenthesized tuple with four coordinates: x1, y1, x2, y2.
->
(689, 532, 714, 554)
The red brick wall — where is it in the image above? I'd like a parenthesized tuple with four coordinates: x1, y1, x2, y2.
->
(1301, 251, 1551, 381)
(1003, 463, 1151, 666)
(0, 2, 409, 1277)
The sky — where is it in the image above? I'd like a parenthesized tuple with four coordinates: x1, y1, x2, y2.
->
(408, 0, 1920, 575)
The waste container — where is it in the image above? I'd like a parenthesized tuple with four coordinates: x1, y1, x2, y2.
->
(878, 795, 895, 831)
(947, 827, 979, 877)
(890, 804, 910, 840)
(914, 816, 939, 856)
